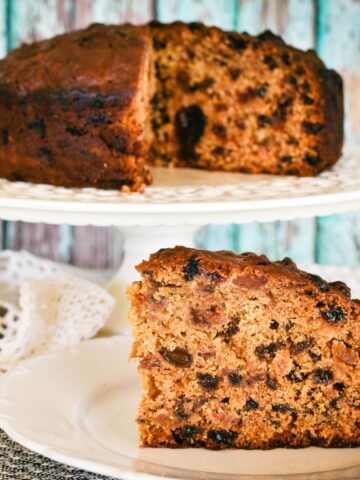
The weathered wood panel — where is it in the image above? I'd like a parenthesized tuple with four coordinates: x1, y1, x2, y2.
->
(316, 214, 360, 266)
(73, 0, 153, 28)
(0, 0, 7, 57)
(8, 0, 73, 45)
(3, 221, 71, 262)
(237, 220, 316, 265)
(196, 224, 238, 251)
(315, 0, 360, 265)
(237, 0, 315, 49)
(70, 225, 123, 269)
(156, 0, 236, 29)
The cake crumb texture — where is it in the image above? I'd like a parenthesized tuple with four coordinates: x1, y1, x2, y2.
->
(149, 23, 343, 177)
(129, 246, 359, 449)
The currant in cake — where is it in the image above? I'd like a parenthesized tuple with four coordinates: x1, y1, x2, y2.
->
(129, 247, 359, 449)
(0, 22, 343, 190)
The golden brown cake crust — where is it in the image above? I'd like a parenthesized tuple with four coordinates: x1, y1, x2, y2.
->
(130, 247, 360, 449)
(137, 247, 349, 295)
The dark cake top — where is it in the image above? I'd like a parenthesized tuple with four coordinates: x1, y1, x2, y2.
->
(0, 23, 149, 94)
(137, 246, 354, 300)
(0, 21, 332, 96)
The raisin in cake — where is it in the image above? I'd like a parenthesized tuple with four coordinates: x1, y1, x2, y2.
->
(129, 246, 359, 449)
(0, 23, 343, 191)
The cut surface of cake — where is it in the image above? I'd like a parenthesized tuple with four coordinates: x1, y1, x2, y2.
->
(0, 22, 343, 190)
(129, 246, 359, 449)
(149, 23, 343, 177)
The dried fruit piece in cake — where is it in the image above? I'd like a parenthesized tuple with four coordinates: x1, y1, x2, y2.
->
(129, 246, 360, 449)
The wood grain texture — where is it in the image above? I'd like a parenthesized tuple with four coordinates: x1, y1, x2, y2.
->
(7, 0, 73, 46)
(73, 0, 153, 28)
(3, 221, 71, 261)
(196, 224, 239, 251)
(316, 213, 360, 266)
(315, 0, 360, 266)
(316, 0, 360, 150)
(70, 226, 123, 269)
(156, 0, 237, 29)
(237, 0, 315, 49)
(0, 0, 7, 57)
(236, 220, 316, 265)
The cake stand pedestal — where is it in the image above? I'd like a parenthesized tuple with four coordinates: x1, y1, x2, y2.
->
(0, 156, 359, 331)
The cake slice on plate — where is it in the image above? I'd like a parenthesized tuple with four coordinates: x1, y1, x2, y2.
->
(129, 246, 359, 449)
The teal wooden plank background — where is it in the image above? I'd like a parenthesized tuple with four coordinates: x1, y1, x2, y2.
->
(315, 0, 360, 266)
(0, 0, 359, 267)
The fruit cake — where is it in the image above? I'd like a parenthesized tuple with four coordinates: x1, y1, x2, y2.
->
(129, 246, 359, 449)
(0, 22, 343, 191)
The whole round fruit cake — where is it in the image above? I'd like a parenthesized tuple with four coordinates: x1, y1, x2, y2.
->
(0, 22, 343, 191)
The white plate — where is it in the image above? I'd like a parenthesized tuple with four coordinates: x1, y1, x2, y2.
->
(0, 337, 359, 480)
(0, 152, 359, 226)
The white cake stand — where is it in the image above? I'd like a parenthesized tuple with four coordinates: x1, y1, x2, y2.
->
(0, 151, 359, 331)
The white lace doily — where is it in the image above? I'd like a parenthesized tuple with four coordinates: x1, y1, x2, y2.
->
(0, 251, 115, 369)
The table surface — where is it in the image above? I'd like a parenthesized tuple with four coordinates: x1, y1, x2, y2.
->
(0, 429, 117, 480)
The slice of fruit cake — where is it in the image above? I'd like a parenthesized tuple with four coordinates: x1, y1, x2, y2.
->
(129, 246, 359, 449)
